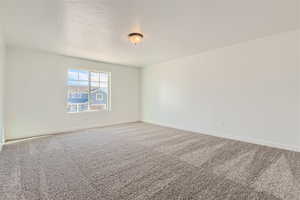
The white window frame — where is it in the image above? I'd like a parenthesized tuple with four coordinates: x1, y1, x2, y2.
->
(67, 69, 111, 113)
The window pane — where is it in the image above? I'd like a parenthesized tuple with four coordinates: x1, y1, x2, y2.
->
(68, 69, 88, 81)
(90, 86, 108, 111)
(100, 73, 108, 82)
(68, 70, 78, 81)
(78, 103, 89, 112)
(91, 72, 100, 82)
(78, 70, 88, 81)
(91, 81, 100, 87)
(67, 104, 77, 113)
(68, 91, 88, 102)
(68, 80, 88, 86)
(99, 82, 108, 88)
(67, 82, 89, 112)
(100, 87, 108, 93)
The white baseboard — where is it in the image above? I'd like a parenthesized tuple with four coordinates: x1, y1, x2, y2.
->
(142, 120, 300, 153)
(6, 120, 140, 142)
(0, 127, 4, 152)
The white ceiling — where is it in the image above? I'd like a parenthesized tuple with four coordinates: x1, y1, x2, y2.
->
(1, 0, 299, 67)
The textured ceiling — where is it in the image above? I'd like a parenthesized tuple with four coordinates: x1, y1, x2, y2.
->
(1, 0, 299, 67)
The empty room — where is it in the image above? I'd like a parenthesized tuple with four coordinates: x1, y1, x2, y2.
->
(0, 0, 299, 199)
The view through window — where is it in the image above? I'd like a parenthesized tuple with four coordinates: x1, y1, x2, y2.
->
(67, 69, 110, 113)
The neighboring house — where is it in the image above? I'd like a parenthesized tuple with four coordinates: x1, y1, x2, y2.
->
(91, 88, 108, 105)
(68, 86, 108, 105)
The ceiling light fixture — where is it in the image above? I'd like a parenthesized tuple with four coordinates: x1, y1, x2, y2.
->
(128, 32, 143, 44)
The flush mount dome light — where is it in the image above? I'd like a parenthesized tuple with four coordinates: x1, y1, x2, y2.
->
(128, 32, 143, 44)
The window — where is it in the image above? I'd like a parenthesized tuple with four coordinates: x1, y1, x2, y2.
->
(67, 69, 110, 113)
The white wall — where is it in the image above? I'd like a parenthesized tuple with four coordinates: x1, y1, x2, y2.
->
(5, 47, 140, 140)
(0, 29, 5, 149)
(142, 30, 300, 151)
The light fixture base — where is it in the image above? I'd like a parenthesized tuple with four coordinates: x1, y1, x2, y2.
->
(128, 32, 144, 44)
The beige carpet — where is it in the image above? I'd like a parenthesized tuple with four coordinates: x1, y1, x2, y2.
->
(0, 122, 300, 200)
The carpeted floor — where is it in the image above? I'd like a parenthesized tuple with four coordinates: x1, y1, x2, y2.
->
(0, 122, 300, 200)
